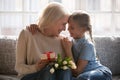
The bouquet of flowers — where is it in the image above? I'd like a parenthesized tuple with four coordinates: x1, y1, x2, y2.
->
(49, 54, 77, 74)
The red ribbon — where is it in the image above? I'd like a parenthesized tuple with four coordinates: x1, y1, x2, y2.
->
(44, 51, 53, 60)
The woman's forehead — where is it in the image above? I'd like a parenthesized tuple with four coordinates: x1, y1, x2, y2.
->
(58, 16, 68, 23)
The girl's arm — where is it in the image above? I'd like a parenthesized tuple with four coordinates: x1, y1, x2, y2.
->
(72, 43, 94, 77)
(61, 38, 89, 77)
(61, 38, 74, 60)
(72, 59, 88, 77)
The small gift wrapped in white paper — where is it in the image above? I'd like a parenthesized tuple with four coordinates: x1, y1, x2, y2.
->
(40, 51, 56, 60)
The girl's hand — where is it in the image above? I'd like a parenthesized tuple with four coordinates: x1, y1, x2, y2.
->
(72, 59, 88, 77)
(72, 69, 79, 77)
(35, 59, 49, 71)
(61, 38, 72, 53)
(61, 38, 73, 57)
(26, 24, 40, 34)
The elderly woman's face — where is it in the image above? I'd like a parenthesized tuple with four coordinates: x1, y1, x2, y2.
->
(45, 16, 68, 37)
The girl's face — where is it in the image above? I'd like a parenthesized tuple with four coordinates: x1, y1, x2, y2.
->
(44, 16, 68, 37)
(68, 20, 86, 39)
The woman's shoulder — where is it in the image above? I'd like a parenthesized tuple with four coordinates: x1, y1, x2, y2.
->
(18, 28, 34, 40)
(20, 28, 31, 34)
(20, 28, 34, 36)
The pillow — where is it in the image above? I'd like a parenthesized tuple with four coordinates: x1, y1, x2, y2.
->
(0, 37, 17, 75)
(94, 36, 120, 75)
(0, 75, 19, 80)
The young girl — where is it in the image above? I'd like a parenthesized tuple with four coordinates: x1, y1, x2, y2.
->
(61, 11, 112, 80)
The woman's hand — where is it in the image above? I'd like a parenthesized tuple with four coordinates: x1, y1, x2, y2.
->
(26, 24, 40, 34)
(35, 59, 49, 71)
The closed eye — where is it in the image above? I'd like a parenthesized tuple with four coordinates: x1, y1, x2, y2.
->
(69, 26, 74, 30)
(63, 23, 67, 26)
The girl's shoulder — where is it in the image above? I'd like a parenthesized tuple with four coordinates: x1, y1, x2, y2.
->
(83, 39, 95, 48)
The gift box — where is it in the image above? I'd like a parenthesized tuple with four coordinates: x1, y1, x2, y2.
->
(40, 51, 56, 60)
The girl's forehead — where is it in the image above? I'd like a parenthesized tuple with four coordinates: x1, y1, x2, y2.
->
(68, 17, 76, 23)
(68, 19, 77, 24)
(68, 20, 81, 28)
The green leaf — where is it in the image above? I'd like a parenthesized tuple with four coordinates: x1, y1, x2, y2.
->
(57, 54, 62, 65)
(63, 57, 72, 62)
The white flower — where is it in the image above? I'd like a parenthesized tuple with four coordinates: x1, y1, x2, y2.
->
(63, 60, 67, 65)
(71, 64, 77, 69)
(69, 60, 77, 69)
(50, 68, 55, 74)
(54, 63, 59, 68)
(69, 60, 74, 65)
(62, 66, 68, 70)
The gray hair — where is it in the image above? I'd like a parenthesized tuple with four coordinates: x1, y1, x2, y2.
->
(38, 2, 69, 32)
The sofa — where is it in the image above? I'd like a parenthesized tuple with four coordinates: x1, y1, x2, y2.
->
(0, 36, 120, 80)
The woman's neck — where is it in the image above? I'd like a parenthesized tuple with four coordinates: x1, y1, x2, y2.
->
(40, 30, 58, 38)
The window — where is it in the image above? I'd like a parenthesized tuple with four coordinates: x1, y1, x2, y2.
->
(0, 0, 120, 36)
(85, 0, 120, 36)
(74, 0, 120, 36)
(0, 0, 48, 36)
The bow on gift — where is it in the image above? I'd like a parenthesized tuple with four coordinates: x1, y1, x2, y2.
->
(40, 51, 56, 60)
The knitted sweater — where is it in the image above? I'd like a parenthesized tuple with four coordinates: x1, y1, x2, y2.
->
(15, 29, 65, 77)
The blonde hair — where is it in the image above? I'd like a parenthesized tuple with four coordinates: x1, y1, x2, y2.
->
(37, 2, 69, 32)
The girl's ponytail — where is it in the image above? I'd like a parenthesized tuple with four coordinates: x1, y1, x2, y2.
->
(88, 25, 94, 43)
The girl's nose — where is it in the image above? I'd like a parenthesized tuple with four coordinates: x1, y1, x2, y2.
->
(68, 27, 70, 31)
(62, 26, 66, 31)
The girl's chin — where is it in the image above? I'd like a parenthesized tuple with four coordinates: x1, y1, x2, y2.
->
(70, 35, 75, 38)
(70, 35, 77, 39)
(70, 34, 74, 37)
